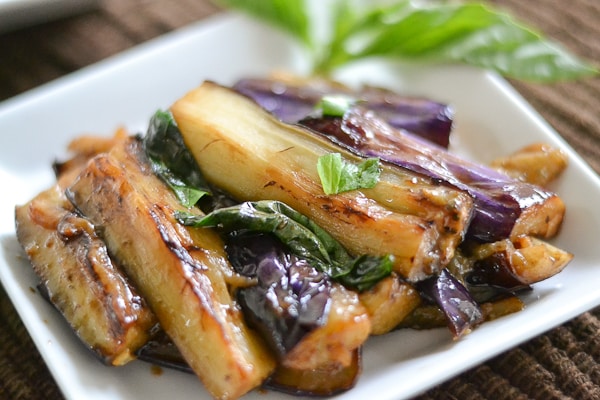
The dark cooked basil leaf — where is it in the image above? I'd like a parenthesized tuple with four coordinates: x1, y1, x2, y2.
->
(143, 110, 211, 207)
(177, 200, 393, 291)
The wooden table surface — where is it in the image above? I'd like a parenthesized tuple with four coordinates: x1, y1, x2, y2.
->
(1, 1, 600, 399)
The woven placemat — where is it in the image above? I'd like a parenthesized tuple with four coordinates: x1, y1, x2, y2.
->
(0, 284, 64, 400)
(1, 0, 599, 399)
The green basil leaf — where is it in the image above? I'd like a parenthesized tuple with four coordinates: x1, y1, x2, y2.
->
(317, 153, 381, 195)
(147, 160, 208, 208)
(314, 0, 412, 72)
(177, 200, 393, 291)
(215, 0, 312, 48)
(143, 110, 211, 208)
(439, 23, 599, 82)
(356, 3, 505, 57)
(217, 0, 597, 83)
(349, 2, 598, 82)
(341, 254, 394, 292)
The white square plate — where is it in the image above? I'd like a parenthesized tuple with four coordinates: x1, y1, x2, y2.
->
(1, 13, 600, 400)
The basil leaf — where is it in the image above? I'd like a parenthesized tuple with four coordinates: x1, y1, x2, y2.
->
(351, 2, 598, 83)
(314, 0, 412, 72)
(215, 0, 312, 48)
(177, 200, 393, 291)
(343, 254, 395, 292)
(317, 153, 381, 195)
(356, 3, 507, 58)
(143, 110, 211, 208)
(438, 23, 598, 83)
(147, 161, 207, 208)
(217, 0, 597, 83)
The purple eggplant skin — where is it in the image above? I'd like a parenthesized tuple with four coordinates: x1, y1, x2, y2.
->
(225, 233, 332, 359)
(353, 85, 453, 148)
(233, 78, 316, 128)
(136, 326, 193, 374)
(464, 252, 532, 303)
(232, 77, 453, 148)
(468, 253, 531, 292)
(299, 107, 556, 243)
(416, 269, 484, 338)
(135, 325, 362, 398)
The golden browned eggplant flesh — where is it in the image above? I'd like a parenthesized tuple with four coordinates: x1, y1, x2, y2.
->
(15, 132, 156, 366)
(13, 77, 573, 400)
(67, 137, 276, 400)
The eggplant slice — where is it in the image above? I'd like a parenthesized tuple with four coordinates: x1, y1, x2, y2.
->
(15, 133, 157, 366)
(170, 81, 474, 281)
(66, 137, 276, 400)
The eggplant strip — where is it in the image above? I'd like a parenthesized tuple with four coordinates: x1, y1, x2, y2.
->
(136, 326, 363, 397)
(300, 107, 566, 243)
(399, 295, 525, 330)
(467, 235, 573, 286)
(170, 81, 473, 281)
(281, 284, 369, 370)
(66, 137, 275, 400)
(358, 273, 422, 335)
(265, 349, 362, 397)
(15, 132, 156, 366)
(15, 161, 157, 366)
(224, 232, 371, 370)
(233, 76, 454, 148)
(490, 142, 568, 187)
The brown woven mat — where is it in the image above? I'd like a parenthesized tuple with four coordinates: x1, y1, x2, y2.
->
(1, 1, 599, 399)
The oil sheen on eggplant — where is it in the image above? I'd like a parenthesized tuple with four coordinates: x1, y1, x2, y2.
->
(415, 269, 484, 337)
(15, 185, 157, 366)
(234, 76, 564, 244)
(225, 233, 332, 358)
(14, 133, 157, 366)
(66, 137, 276, 400)
(136, 231, 366, 396)
(299, 106, 565, 243)
(233, 77, 454, 148)
(170, 81, 474, 281)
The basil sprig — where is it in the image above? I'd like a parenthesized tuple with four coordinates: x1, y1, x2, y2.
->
(215, 0, 597, 82)
(177, 200, 393, 291)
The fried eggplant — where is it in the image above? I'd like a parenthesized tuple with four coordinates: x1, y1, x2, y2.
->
(66, 137, 276, 400)
(358, 273, 422, 335)
(170, 81, 474, 281)
(225, 232, 371, 370)
(15, 184, 156, 366)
